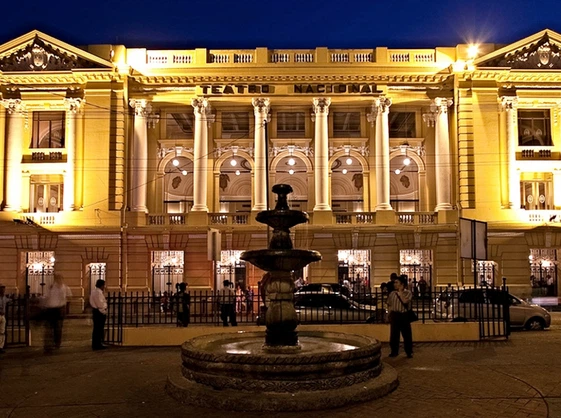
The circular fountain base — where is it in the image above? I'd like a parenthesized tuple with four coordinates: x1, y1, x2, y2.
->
(166, 331, 399, 412)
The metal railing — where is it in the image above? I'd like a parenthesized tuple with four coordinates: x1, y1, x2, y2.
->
(105, 284, 510, 343)
(4, 294, 30, 346)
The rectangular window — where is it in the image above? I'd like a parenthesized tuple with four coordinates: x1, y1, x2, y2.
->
(520, 174, 553, 210)
(31, 111, 65, 148)
(277, 112, 305, 138)
(518, 110, 552, 146)
(30, 179, 63, 213)
(333, 112, 361, 137)
(221, 112, 250, 138)
(390, 112, 416, 138)
(166, 113, 194, 138)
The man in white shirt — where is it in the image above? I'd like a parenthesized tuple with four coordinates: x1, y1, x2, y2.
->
(89, 279, 108, 350)
(0, 284, 10, 354)
(43, 274, 72, 352)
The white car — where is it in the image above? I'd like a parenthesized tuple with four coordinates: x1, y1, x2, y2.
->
(433, 288, 551, 330)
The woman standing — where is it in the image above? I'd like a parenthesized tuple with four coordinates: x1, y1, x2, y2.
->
(387, 275, 414, 358)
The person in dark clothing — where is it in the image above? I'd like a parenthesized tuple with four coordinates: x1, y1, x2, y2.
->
(176, 282, 190, 327)
(386, 275, 414, 358)
(89, 279, 108, 351)
(220, 280, 237, 326)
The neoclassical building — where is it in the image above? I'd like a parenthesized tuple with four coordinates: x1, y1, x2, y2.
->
(1, 29, 560, 310)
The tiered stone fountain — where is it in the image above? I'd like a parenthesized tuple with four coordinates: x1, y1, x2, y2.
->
(166, 184, 398, 411)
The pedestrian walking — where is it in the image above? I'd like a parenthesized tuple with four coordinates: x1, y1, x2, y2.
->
(89, 279, 108, 350)
(176, 282, 190, 327)
(220, 280, 237, 326)
(245, 286, 254, 313)
(387, 274, 414, 358)
(0, 284, 10, 354)
(43, 274, 72, 353)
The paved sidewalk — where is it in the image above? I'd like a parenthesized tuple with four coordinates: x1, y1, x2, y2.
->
(1, 321, 560, 418)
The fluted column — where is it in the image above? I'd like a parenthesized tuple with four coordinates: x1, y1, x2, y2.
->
(502, 96, 519, 209)
(63, 98, 83, 211)
(312, 98, 331, 211)
(129, 99, 150, 212)
(374, 97, 392, 210)
(1, 99, 25, 212)
(433, 98, 453, 211)
(192, 98, 214, 212)
(252, 98, 270, 211)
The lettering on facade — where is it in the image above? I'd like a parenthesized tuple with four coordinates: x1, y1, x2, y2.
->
(294, 84, 380, 94)
(199, 83, 381, 95)
(201, 85, 271, 94)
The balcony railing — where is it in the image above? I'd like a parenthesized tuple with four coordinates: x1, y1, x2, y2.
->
(147, 214, 186, 225)
(335, 212, 376, 224)
(209, 213, 250, 225)
(144, 211, 439, 227)
(397, 212, 436, 225)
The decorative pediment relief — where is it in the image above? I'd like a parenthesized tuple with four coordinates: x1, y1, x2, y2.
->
(480, 34, 561, 69)
(0, 36, 106, 72)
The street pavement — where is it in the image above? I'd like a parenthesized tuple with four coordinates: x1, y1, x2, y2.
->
(1, 314, 560, 418)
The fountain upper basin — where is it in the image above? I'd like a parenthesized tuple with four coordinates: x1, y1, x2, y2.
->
(240, 248, 321, 272)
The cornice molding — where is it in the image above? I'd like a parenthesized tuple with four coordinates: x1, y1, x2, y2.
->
(0, 71, 123, 85)
(129, 74, 452, 85)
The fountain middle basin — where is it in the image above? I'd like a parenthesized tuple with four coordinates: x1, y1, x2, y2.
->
(167, 330, 398, 411)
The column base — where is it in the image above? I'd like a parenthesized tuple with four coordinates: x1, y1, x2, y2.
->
(435, 203, 453, 211)
(375, 203, 393, 211)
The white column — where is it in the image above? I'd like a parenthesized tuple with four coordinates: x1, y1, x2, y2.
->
(129, 99, 150, 213)
(1, 99, 25, 212)
(63, 98, 83, 211)
(433, 97, 453, 211)
(374, 97, 392, 210)
(312, 98, 331, 211)
(252, 98, 270, 211)
(192, 98, 214, 212)
(554, 171, 561, 209)
(502, 96, 520, 209)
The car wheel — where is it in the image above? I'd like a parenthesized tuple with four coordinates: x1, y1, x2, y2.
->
(525, 317, 545, 331)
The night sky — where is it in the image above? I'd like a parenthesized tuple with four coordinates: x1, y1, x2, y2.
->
(1, 0, 560, 49)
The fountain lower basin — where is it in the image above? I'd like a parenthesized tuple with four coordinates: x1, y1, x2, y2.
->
(166, 331, 398, 411)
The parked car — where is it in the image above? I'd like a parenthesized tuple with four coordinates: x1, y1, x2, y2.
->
(293, 291, 380, 324)
(256, 291, 381, 325)
(296, 282, 377, 305)
(433, 288, 551, 330)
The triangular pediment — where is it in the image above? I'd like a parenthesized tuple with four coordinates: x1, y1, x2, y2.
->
(475, 29, 561, 69)
(0, 30, 113, 72)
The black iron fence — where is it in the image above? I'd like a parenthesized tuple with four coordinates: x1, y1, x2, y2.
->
(4, 294, 30, 346)
(105, 284, 510, 344)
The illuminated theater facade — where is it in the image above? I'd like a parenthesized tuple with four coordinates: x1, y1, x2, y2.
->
(1, 29, 560, 309)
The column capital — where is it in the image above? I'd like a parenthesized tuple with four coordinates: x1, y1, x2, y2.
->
(430, 98, 453, 114)
(129, 99, 152, 117)
(1, 98, 25, 114)
(252, 97, 270, 115)
(64, 98, 84, 114)
(192, 97, 215, 122)
(500, 96, 518, 110)
(374, 96, 392, 113)
(422, 113, 436, 127)
(312, 97, 331, 115)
